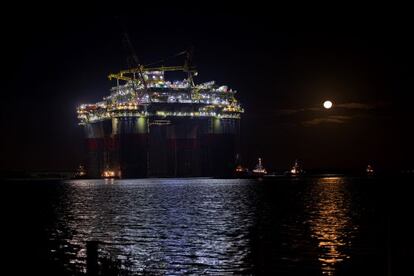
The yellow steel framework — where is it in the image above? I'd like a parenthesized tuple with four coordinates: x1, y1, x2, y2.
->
(108, 66, 197, 82)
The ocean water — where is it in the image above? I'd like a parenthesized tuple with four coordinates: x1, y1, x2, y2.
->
(2, 176, 413, 275)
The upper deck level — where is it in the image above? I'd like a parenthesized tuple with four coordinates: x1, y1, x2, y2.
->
(77, 70, 243, 125)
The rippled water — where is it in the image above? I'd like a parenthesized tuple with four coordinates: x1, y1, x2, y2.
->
(306, 177, 356, 275)
(52, 179, 257, 274)
(4, 176, 413, 275)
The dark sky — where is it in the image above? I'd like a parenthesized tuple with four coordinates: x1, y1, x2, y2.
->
(1, 8, 413, 172)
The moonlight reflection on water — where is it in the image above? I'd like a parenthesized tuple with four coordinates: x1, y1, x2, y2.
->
(9, 176, 393, 275)
(305, 177, 357, 275)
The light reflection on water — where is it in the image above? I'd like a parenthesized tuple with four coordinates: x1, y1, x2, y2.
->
(305, 177, 357, 275)
(52, 179, 256, 274)
(44, 177, 364, 274)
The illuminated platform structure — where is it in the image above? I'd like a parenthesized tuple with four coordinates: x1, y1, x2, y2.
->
(77, 62, 243, 178)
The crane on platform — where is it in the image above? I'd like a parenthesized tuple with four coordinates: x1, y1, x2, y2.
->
(108, 48, 197, 85)
(121, 31, 148, 97)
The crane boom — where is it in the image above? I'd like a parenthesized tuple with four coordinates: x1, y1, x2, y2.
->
(122, 32, 148, 92)
(108, 65, 197, 81)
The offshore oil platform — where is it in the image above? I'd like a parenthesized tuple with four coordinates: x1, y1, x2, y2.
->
(77, 51, 243, 178)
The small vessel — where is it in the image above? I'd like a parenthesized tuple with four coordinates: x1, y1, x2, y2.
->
(234, 165, 249, 178)
(73, 165, 87, 179)
(285, 160, 303, 176)
(101, 167, 120, 179)
(252, 158, 267, 177)
(366, 164, 374, 175)
(235, 165, 244, 173)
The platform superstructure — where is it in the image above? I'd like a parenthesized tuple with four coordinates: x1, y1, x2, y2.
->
(77, 61, 243, 178)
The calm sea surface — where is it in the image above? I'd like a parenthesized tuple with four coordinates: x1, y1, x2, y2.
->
(3, 176, 414, 275)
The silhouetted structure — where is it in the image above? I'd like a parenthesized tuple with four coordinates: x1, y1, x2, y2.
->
(78, 62, 243, 178)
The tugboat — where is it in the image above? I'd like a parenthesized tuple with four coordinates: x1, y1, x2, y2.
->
(366, 164, 374, 175)
(252, 158, 267, 177)
(285, 160, 303, 176)
(101, 167, 120, 179)
(73, 165, 87, 179)
(234, 165, 250, 178)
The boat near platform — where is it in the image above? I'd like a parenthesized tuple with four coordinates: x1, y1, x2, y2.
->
(252, 158, 267, 178)
(285, 160, 304, 176)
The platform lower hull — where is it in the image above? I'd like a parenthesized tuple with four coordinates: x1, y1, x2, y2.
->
(82, 117, 239, 178)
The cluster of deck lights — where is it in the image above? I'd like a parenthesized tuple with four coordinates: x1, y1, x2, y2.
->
(77, 71, 243, 124)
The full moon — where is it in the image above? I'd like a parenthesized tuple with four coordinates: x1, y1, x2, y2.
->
(323, 100, 333, 109)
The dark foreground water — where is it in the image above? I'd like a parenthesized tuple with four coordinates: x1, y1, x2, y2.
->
(2, 176, 414, 275)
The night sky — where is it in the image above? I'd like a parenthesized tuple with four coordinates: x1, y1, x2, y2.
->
(1, 9, 413, 172)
